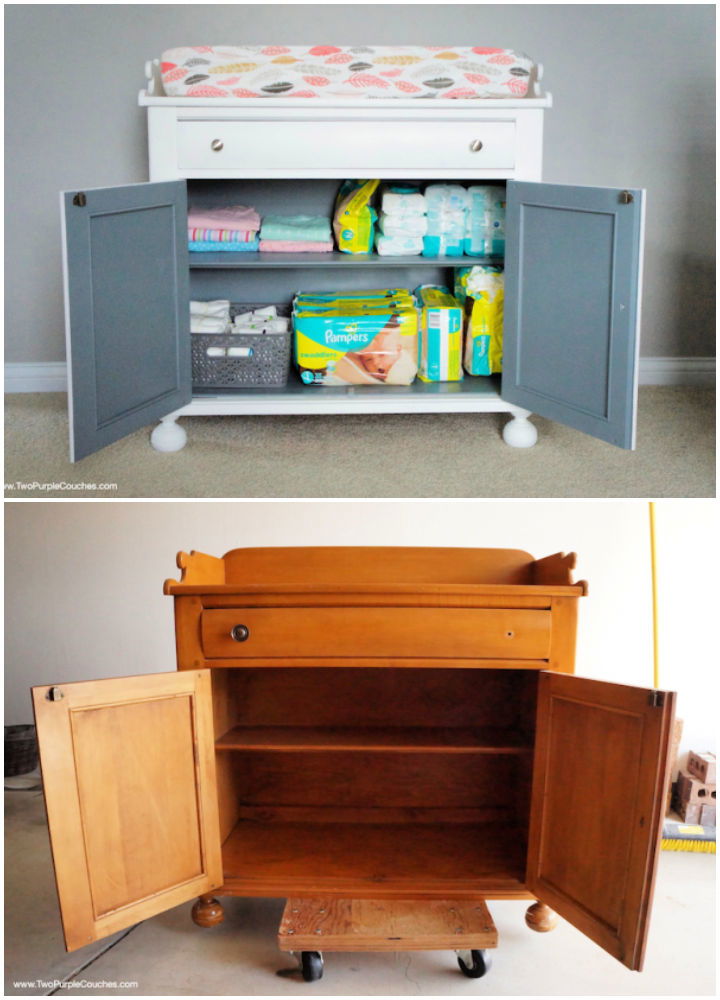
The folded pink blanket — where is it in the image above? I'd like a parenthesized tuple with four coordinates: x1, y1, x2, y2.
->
(259, 240, 334, 252)
(187, 204, 261, 230)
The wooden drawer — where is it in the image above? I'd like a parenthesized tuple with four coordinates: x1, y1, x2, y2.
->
(200, 606, 551, 660)
(177, 119, 516, 173)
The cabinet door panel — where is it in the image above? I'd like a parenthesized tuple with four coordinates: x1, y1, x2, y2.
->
(62, 181, 191, 461)
(503, 181, 644, 448)
(32, 671, 221, 951)
(527, 673, 674, 970)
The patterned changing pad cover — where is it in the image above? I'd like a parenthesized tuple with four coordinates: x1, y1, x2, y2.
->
(160, 46, 534, 98)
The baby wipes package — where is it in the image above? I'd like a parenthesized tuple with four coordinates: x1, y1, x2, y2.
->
(464, 185, 506, 257)
(294, 289, 419, 386)
(333, 179, 380, 254)
(415, 285, 464, 383)
(455, 266, 504, 376)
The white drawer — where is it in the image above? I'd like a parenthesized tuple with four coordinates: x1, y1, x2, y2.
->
(177, 119, 516, 173)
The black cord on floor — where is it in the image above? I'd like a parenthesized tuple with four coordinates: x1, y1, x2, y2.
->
(46, 924, 140, 996)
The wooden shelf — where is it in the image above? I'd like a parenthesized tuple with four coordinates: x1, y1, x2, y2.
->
(220, 819, 526, 897)
(216, 724, 532, 754)
(189, 250, 503, 269)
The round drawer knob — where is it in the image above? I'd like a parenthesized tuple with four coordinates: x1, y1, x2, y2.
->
(230, 624, 250, 642)
(469, 139, 484, 152)
(210, 139, 224, 152)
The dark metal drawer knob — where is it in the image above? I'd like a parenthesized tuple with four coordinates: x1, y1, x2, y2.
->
(230, 624, 250, 642)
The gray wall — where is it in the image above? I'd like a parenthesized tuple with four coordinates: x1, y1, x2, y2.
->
(4, 4, 715, 363)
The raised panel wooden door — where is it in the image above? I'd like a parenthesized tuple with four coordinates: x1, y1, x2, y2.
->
(61, 180, 191, 461)
(526, 672, 675, 970)
(503, 181, 645, 448)
(32, 671, 222, 951)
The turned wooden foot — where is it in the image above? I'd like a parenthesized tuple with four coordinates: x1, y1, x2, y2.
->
(192, 894, 224, 927)
(525, 901, 558, 932)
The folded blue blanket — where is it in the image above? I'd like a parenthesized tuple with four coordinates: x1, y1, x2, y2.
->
(188, 239, 260, 252)
(259, 214, 332, 242)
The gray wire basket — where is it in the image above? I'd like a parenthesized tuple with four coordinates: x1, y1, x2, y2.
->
(5, 725, 38, 777)
(192, 303, 291, 389)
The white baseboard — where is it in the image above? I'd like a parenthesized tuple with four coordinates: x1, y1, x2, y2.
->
(637, 357, 715, 387)
(4, 357, 716, 393)
(5, 362, 69, 393)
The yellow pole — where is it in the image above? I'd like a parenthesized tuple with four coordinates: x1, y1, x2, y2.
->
(649, 501, 660, 689)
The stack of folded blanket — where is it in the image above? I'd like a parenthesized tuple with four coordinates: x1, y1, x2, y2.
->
(190, 299, 231, 333)
(423, 185, 470, 257)
(375, 187, 426, 256)
(259, 215, 333, 252)
(187, 205, 260, 251)
(231, 305, 290, 334)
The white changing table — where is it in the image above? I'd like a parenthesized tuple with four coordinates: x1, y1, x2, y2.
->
(60, 60, 644, 460)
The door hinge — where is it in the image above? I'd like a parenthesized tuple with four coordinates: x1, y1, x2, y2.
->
(72, 192, 87, 207)
(648, 690, 665, 708)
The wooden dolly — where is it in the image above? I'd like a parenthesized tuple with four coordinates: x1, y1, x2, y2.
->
(278, 898, 498, 982)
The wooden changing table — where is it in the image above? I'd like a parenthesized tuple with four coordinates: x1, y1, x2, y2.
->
(33, 547, 674, 982)
(60, 61, 645, 460)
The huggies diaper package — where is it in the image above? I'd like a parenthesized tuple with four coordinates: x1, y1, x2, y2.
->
(333, 179, 380, 254)
(455, 266, 504, 376)
(293, 289, 418, 385)
(415, 285, 464, 383)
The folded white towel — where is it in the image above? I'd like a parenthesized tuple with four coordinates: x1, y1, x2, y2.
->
(379, 212, 428, 238)
(381, 191, 427, 215)
(191, 316, 230, 334)
(375, 233, 424, 256)
(190, 299, 231, 320)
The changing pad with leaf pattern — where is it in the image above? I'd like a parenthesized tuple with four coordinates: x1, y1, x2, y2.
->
(160, 45, 534, 99)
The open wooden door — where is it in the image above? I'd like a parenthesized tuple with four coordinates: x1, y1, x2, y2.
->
(32, 671, 222, 951)
(526, 672, 675, 970)
(503, 181, 645, 449)
(61, 180, 191, 461)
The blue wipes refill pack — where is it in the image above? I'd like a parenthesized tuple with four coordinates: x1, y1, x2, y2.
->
(415, 285, 464, 382)
(293, 289, 419, 385)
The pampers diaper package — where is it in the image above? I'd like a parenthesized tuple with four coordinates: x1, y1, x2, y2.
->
(333, 179, 380, 254)
(455, 266, 504, 376)
(293, 289, 419, 386)
(415, 286, 464, 383)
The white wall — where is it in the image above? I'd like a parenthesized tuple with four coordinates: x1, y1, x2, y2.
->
(4, 500, 715, 769)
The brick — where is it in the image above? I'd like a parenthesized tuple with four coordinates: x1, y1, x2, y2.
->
(687, 751, 716, 785)
(676, 770, 716, 805)
(700, 803, 716, 827)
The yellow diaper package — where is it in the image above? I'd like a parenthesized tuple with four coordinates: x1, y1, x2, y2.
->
(333, 179, 380, 254)
(455, 266, 504, 376)
(415, 285, 464, 383)
(294, 289, 418, 386)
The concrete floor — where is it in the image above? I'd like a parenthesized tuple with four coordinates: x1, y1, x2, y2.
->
(5, 787, 716, 996)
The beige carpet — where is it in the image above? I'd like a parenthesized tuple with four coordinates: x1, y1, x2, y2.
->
(3, 388, 715, 498)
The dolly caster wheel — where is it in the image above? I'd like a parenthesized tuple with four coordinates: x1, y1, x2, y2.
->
(301, 951, 323, 982)
(457, 949, 492, 978)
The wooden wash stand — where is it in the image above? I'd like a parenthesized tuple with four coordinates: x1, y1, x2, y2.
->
(33, 547, 675, 983)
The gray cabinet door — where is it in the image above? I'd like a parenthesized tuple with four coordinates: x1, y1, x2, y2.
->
(502, 182, 645, 449)
(62, 181, 191, 461)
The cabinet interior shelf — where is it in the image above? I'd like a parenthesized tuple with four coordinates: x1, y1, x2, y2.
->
(192, 372, 502, 401)
(221, 819, 526, 895)
(189, 250, 503, 269)
(215, 724, 533, 754)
